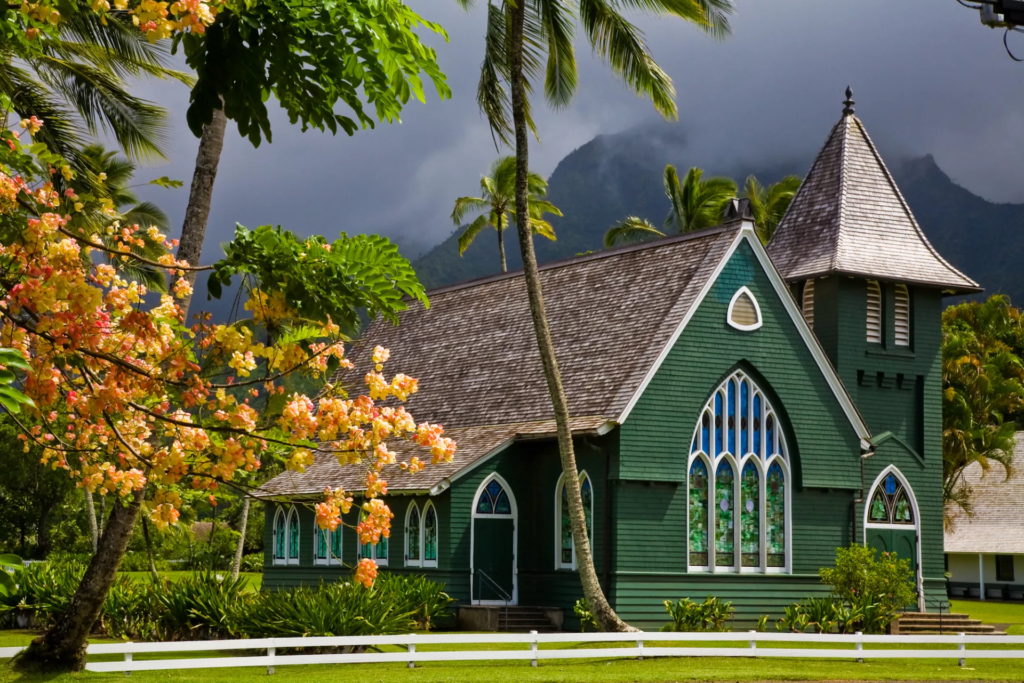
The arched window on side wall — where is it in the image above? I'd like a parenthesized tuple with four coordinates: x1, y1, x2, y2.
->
(273, 507, 287, 565)
(688, 370, 791, 573)
(423, 502, 439, 568)
(555, 472, 593, 570)
(406, 502, 421, 567)
(287, 507, 301, 564)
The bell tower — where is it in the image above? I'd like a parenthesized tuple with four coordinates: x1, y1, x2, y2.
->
(767, 89, 979, 606)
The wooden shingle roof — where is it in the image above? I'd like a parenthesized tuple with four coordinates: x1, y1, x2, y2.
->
(767, 100, 979, 293)
(257, 225, 741, 496)
(945, 435, 1024, 554)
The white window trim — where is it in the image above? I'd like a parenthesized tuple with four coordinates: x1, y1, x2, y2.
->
(314, 524, 342, 566)
(422, 501, 439, 569)
(553, 470, 593, 571)
(272, 507, 287, 566)
(726, 286, 763, 331)
(405, 501, 422, 568)
(686, 370, 792, 575)
(286, 507, 300, 566)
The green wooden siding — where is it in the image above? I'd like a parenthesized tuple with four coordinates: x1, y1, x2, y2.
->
(618, 241, 862, 489)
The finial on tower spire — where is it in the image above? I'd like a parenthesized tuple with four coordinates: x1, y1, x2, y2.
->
(843, 86, 855, 116)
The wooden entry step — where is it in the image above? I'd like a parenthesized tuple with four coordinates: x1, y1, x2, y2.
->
(457, 605, 564, 632)
(895, 612, 1005, 635)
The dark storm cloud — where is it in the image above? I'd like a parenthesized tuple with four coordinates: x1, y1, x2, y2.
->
(127, 0, 1024, 272)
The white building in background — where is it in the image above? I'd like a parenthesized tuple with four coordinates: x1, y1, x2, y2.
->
(945, 435, 1024, 601)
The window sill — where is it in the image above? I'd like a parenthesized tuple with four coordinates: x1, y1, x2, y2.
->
(865, 348, 915, 360)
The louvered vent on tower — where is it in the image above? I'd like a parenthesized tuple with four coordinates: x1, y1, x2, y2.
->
(866, 280, 882, 344)
(802, 279, 815, 329)
(895, 284, 910, 347)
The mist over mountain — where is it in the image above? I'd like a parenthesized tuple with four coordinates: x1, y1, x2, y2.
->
(413, 124, 1024, 304)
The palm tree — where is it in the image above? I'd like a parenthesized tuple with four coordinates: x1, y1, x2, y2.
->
(742, 174, 801, 244)
(459, 0, 734, 632)
(604, 166, 736, 247)
(1, 8, 189, 170)
(451, 155, 560, 272)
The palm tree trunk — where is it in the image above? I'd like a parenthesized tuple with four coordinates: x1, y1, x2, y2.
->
(84, 490, 98, 554)
(141, 515, 160, 582)
(15, 488, 145, 672)
(231, 496, 250, 579)
(507, 1, 631, 633)
(177, 107, 227, 315)
(497, 213, 507, 273)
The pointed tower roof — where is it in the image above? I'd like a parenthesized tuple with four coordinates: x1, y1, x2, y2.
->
(767, 89, 980, 293)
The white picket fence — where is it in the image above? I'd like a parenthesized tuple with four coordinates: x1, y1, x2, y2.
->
(1, 631, 1023, 674)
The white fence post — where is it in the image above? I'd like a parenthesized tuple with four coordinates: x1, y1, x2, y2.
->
(636, 638, 644, 661)
(855, 631, 863, 663)
(530, 630, 538, 668)
(748, 630, 756, 654)
(267, 638, 275, 675)
(408, 635, 416, 669)
(959, 632, 966, 667)
(124, 648, 132, 677)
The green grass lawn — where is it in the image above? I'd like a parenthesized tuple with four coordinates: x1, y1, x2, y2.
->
(951, 599, 1024, 635)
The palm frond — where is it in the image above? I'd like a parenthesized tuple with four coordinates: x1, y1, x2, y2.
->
(124, 201, 170, 231)
(579, 0, 677, 119)
(536, 0, 577, 108)
(604, 216, 666, 247)
(452, 196, 490, 225)
(530, 218, 557, 241)
(458, 213, 493, 255)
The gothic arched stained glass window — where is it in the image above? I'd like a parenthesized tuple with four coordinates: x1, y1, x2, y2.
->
(867, 472, 915, 525)
(287, 508, 300, 562)
(556, 473, 594, 570)
(688, 370, 790, 572)
(688, 458, 709, 567)
(423, 503, 438, 565)
(740, 461, 760, 568)
(477, 479, 512, 515)
(407, 503, 421, 566)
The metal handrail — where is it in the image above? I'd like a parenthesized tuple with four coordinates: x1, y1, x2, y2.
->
(475, 568, 512, 631)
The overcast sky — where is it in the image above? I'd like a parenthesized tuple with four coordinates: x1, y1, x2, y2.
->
(130, 0, 1024, 263)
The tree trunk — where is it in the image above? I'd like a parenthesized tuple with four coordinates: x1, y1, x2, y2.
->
(98, 495, 105, 536)
(141, 515, 160, 582)
(231, 496, 250, 579)
(506, 1, 632, 633)
(15, 488, 145, 672)
(497, 213, 507, 273)
(36, 503, 53, 557)
(177, 107, 228, 316)
(84, 490, 98, 554)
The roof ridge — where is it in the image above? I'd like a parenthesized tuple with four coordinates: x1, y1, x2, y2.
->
(831, 116, 851, 275)
(850, 117, 978, 289)
(423, 224, 741, 297)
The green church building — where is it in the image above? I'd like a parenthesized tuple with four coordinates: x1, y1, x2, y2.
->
(256, 93, 979, 629)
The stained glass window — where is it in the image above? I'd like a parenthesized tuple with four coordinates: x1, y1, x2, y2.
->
(274, 509, 286, 562)
(407, 503, 421, 564)
(315, 527, 329, 562)
(560, 485, 572, 565)
(866, 471, 915, 525)
(477, 479, 512, 515)
(360, 510, 388, 563)
(766, 462, 786, 567)
(689, 371, 790, 572)
(688, 459, 709, 566)
(424, 505, 438, 563)
(330, 526, 342, 561)
(558, 474, 594, 569)
(287, 509, 300, 561)
(715, 460, 735, 567)
(741, 462, 760, 568)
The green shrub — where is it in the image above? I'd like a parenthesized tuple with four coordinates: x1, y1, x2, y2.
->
(375, 573, 453, 630)
(119, 551, 170, 573)
(819, 545, 915, 633)
(240, 552, 264, 573)
(661, 595, 733, 632)
(149, 571, 253, 640)
(573, 598, 598, 632)
(776, 603, 810, 633)
(233, 580, 416, 638)
(803, 596, 839, 634)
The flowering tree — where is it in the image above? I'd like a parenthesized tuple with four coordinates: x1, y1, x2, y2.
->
(1, 112, 455, 670)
